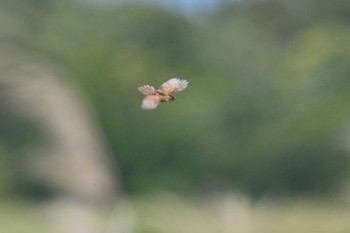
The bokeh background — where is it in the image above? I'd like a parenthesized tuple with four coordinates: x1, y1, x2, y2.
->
(1, 0, 350, 232)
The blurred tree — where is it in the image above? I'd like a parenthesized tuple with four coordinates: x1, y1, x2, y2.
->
(1, 0, 350, 198)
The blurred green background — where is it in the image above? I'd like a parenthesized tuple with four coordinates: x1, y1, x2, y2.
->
(2, 0, 350, 198)
(1, 0, 350, 232)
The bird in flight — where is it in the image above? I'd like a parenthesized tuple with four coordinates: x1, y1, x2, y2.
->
(138, 78, 188, 110)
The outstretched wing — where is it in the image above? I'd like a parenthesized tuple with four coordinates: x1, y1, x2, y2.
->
(159, 78, 188, 95)
(138, 85, 156, 95)
(141, 95, 161, 110)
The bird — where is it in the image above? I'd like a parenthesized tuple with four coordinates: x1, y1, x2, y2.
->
(138, 78, 188, 110)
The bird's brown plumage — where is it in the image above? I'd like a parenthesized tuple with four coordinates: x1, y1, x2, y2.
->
(138, 78, 188, 110)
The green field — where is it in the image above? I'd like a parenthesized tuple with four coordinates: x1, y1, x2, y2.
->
(2, 194, 350, 233)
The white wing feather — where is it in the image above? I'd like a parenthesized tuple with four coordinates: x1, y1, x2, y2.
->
(138, 85, 156, 95)
(141, 96, 160, 110)
(160, 78, 188, 94)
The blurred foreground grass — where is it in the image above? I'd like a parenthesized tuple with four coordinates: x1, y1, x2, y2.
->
(2, 194, 350, 233)
(0, 201, 49, 233)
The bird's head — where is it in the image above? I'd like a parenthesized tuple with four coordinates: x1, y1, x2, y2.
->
(161, 95, 175, 102)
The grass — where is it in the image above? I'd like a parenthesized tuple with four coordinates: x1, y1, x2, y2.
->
(0, 200, 49, 233)
(1, 193, 350, 233)
(133, 193, 350, 233)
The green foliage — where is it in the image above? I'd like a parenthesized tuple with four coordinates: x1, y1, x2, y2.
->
(2, 0, 350, 197)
